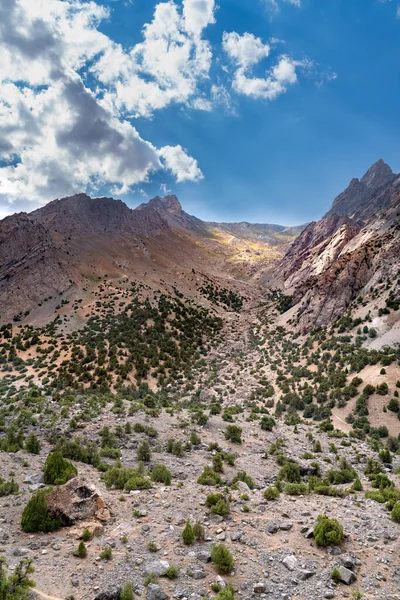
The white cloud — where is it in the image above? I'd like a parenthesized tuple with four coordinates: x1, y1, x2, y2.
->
(264, 0, 301, 11)
(93, 0, 216, 119)
(223, 31, 303, 101)
(222, 32, 270, 69)
(0, 0, 209, 214)
(159, 145, 204, 182)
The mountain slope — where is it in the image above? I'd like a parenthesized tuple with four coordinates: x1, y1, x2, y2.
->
(324, 159, 400, 222)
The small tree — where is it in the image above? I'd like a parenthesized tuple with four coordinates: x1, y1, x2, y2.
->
(21, 490, 61, 533)
(25, 433, 41, 455)
(43, 451, 77, 485)
(121, 582, 134, 600)
(151, 464, 171, 485)
(391, 502, 400, 523)
(74, 541, 87, 558)
(182, 521, 195, 545)
(0, 557, 35, 600)
(137, 441, 151, 462)
(211, 544, 234, 574)
(314, 514, 344, 547)
(225, 425, 242, 444)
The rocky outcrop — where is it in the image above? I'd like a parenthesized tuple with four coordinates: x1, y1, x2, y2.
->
(324, 159, 400, 223)
(45, 477, 110, 526)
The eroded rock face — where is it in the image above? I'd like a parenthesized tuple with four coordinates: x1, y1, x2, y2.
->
(46, 477, 110, 526)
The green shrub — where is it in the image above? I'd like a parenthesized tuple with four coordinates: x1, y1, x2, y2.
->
(215, 584, 235, 600)
(0, 557, 35, 599)
(314, 514, 344, 547)
(284, 482, 307, 495)
(137, 441, 151, 462)
(212, 453, 224, 473)
(278, 462, 301, 483)
(232, 470, 255, 490)
(224, 425, 242, 444)
(331, 567, 341, 584)
(182, 521, 195, 545)
(74, 541, 87, 558)
(391, 502, 400, 523)
(147, 541, 158, 553)
(81, 528, 92, 542)
(151, 464, 171, 485)
(193, 521, 205, 540)
(100, 545, 112, 560)
(197, 466, 222, 486)
(211, 544, 234, 574)
(121, 582, 134, 600)
(260, 416, 275, 431)
(263, 487, 279, 500)
(43, 451, 77, 485)
(0, 477, 19, 497)
(21, 490, 61, 533)
(165, 565, 180, 579)
(25, 433, 41, 455)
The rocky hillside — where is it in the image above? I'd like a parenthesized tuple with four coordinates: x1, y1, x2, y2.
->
(324, 159, 400, 223)
(272, 161, 400, 332)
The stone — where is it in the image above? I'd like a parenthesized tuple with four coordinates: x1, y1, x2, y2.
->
(231, 530, 244, 541)
(147, 584, 169, 600)
(144, 560, 170, 576)
(195, 549, 211, 563)
(235, 481, 251, 494)
(282, 555, 298, 571)
(45, 477, 110, 525)
(253, 582, 267, 594)
(266, 521, 279, 534)
(94, 589, 121, 600)
(339, 566, 357, 585)
(23, 473, 44, 486)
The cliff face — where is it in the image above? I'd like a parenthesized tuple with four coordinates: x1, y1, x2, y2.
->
(0, 213, 73, 321)
(276, 192, 400, 331)
(324, 159, 400, 222)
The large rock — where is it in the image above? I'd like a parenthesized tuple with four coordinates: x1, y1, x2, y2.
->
(46, 477, 110, 526)
(147, 584, 169, 600)
(338, 566, 357, 585)
(94, 589, 121, 600)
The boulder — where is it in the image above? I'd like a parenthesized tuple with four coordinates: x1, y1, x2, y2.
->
(46, 477, 110, 526)
(147, 584, 169, 600)
(338, 566, 357, 585)
(282, 555, 298, 571)
(144, 560, 170, 576)
(94, 589, 121, 600)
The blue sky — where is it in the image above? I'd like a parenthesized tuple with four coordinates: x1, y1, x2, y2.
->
(0, 0, 399, 225)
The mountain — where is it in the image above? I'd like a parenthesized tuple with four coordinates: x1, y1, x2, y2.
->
(324, 159, 400, 222)
(273, 160, 400, 331)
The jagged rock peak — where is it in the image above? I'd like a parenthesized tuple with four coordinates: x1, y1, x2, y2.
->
(141, 194, 183, 214)
(360, 158, 393, 188)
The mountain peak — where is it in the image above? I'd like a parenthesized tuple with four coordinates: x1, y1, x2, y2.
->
(360, 158, 393, 189)
(142, 195, 182, 214)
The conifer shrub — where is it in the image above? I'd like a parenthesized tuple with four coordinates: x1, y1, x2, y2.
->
(263, 487, 279, 500)
(21, 490, 61, 533)
(25, 433, 41, 455)
(224, 425, 242, 444)
(391, 502, 400, 523)
(151, 464, 171, 485)
(43, 451, 77, 485)
(182, 521, 195, 545)
(121, 582, 134, 600)
(210, 544, 234, 574)
(197, 466, 222, 486)
(74, 541, 87, 558)
(314, 514, 344, 547)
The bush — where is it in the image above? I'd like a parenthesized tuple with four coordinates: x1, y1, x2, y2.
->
(260, 416, 275, 431)
(278, 462, 301, 483)
(121, 582, 134, 600)
(284, 482, 307, 495)
(100, 545, 112, 560)
(211, 544, 234, 574)
(74, 541, 87, 558)
(165, 565, 180, 579)
(391, 502, 400, 523)
(0, 477, 19, 497)
(193, 521, 205, 540)
(224, 425, 242, 444)
(314, 514, 344, 547)
(81, 528, 92, 542)
(151, 464, 171, 485)
(137, 441, 151, 462)
(21, 490, 61, 533)
(215, 584, 235, 600)
(0, 557, 35, 599)
(43, 451, 77, 485)
(182, 521, 195, 545)
(331, 567, 341, 584)
(232, 470, 255, 490)
(263, 487, 279, 500)
(25, 432, 41, 455)
(197, 466, 222, 486)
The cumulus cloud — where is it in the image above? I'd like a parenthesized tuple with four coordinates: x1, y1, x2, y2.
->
(223, 31, 303, 100)
(159, 145, 204, 182)
(0, 0, 214, 215)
